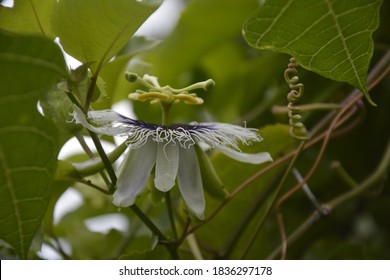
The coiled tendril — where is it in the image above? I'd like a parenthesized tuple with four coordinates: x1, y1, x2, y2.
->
(284, 58, 308, 140)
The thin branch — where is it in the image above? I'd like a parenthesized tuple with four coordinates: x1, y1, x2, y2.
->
(272, 103, 343, 114)
(331, 161, 359, 189)
(292, 168, 323, 211)
(88, 131, 117, 192)
(74, 132, 112, 187)
(267, 50, 390, 259)
(130, 205, 180, 260)
(188, 49, 390, 246)
(273, 93, 360, 259)
(271, 49, 390, 257)
(267, 137, 390, 260)
(165, 191, 178, 240)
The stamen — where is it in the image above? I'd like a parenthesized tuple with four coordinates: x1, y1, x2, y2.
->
(125, 72, 213, 106)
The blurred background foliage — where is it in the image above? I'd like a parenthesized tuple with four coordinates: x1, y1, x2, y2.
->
(1, 0, 390, 259)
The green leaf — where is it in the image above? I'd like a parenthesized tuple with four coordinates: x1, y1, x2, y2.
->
(243, 0, 382, 105)
(0, 32, 67, 258)
(52, 0, 161, 73)
(0, 0, 56, 38)
(147, 0, 259, 83)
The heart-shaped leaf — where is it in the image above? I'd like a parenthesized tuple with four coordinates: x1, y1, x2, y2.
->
(243, 0, 382, 105)
(0, 32, 67, 258)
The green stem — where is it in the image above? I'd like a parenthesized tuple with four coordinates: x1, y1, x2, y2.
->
(165, 191, 178, 239)
(331, 161, 359, 189)
(66, 90, 117, 192)
(66, 91, 113, 187)
(84, 74, 98, 113)
(65, 91, 83, 108)
(130, 205, 166, 240)
(74, 178, 112, 195)
(328, 138, 390, 208)
(130, 205, 180, 259)
(74, 132, 111, 187)
(88, 132, 117, 192)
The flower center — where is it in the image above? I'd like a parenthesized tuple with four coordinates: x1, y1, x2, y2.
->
(125, 72, 215, 106)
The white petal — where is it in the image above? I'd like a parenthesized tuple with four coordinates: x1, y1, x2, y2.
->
(113, 140, 156, 207)
(154, 142, 179, 192)
(177, 146, 205, 219)
(215, 145, 273, 165)
(189, 122, 262, 149)
(72, 105, 134, 136)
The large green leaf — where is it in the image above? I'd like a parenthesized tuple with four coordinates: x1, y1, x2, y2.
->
(52, 0, 161, 73)
(0, 0, 56, 38)
(243, 0, 382, 105)
(0, 32, 67, 258)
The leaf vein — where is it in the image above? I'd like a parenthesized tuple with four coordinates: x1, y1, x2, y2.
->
(0, 147, 25, 257)
(255, 0, 294, 46)
(324, 0, 363, 90)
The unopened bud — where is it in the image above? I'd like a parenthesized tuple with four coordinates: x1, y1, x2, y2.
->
(125, 72, 138, 83)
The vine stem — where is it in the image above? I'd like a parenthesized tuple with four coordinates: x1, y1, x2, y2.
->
(267, 136, 390, 260)
(273, 50, 390, 257)
(274, 93, 361, 258)
(272, 103, 343, 114)
(188, 49, 390, 238)
(60, 178, 112, 195)
(331, 161, 359, 188)
(188, 111, 364, 236)
(268, 50, 390, 259)
(88, 131, 117, 192)
(74, 132, 112, 187)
